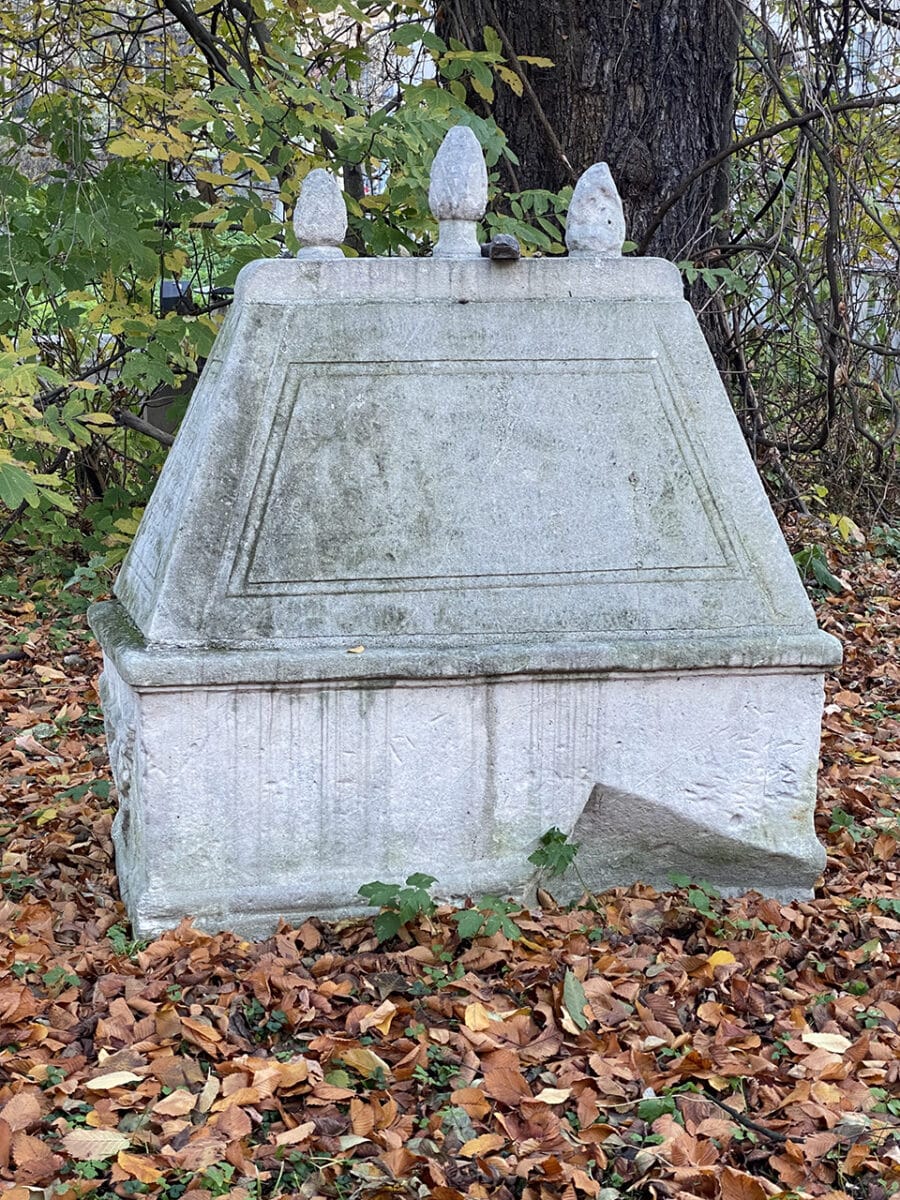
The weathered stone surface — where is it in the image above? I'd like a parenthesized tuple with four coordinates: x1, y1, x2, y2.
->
(95, 651, 826, 939)
(429, 125, 487, 258)
(109, 254, 836, 661)
(293, 169, 346, 258)
(429, 125, 488, 220)
(90, 144, 840, 935)
(566, 162, 626, 257)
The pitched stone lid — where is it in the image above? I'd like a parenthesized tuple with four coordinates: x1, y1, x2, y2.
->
(107, 253, 839, 677)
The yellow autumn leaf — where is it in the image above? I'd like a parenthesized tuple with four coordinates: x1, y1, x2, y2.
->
(534, 1087, 572, 1104)
(244, 157, 272, 182)
(518, 937, 545, 952)
(164, 249, 189, 273)
(708, 950, 737, 968)
(107, 135, 146, 157)
(372, 1006, 396, 1036)
(496, 65, 523, 96)
(359, 999, 397, 1036)
(341, 1047, 391, 1078)
(470, 76, 494, 103)
(464, 1002, 493, 1031)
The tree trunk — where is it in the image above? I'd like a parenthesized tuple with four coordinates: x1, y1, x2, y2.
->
(438, 0, 740, 262)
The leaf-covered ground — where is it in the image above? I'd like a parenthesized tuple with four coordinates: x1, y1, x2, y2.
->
(1, 530, 899, 1200)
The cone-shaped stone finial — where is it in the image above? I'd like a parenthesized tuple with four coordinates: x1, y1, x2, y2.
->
(429, 125, 488, 258)
(294, 169, 347, 259)
(565, 162, 626, 258)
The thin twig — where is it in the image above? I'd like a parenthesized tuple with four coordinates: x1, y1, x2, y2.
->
(638, 92, 900, 254)
(113, 409, 175, 447)
(478, 0, 577, 184)
(702, 1087, 788, 1143)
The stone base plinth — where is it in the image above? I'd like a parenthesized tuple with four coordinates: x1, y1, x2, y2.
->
(92, 606, 830, 939)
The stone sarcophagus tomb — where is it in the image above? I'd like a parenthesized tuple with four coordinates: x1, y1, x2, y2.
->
(90, 127, 841, 938)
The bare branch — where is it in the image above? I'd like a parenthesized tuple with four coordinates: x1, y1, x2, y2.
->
(638, 92, 900, 255)
(113, 409, 176, 446)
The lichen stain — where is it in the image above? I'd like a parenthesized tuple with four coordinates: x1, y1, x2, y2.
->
(373, 604, 409, 634)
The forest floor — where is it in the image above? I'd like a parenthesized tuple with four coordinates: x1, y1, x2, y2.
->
(1, 524, 899, 1200)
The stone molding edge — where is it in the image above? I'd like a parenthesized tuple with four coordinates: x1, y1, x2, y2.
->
(231, 254, 685, 305)
(89, 601, 842, 688)
(130, 861, 820, 938)
(136, 866, 526, 929)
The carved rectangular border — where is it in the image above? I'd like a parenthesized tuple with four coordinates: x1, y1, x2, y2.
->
(226, 356, 743, 599)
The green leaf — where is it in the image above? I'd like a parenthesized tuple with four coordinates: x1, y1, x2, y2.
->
(470, 59, 494, 89)
(406, 873, 437, 889)
(562, 969, 589, 1031)
(42, 489, 77, 513)
(638, 1095, 677, 1122)
(528, 827, 579, 878)
(810, 554, 844, 594)
(397, 885, 435, 923)
(793, 545, 844, 594)
(393, 23, 426, 47)
(441, 1105, 476, 1142)
(499, 914, 522, 940)
(483, 26, 502, 55)
(0, 462, 40, 509)
(454, 908, 485, 939)
(373, 911, 403, 942)
(687, 887, 715, 917)
(324, 1068, 352, 1087)
(358, 880, 399, 906)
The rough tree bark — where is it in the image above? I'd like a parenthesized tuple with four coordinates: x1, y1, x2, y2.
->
(438, 0, 741, 262)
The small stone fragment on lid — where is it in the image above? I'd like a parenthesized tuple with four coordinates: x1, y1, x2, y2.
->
(294, 169, 347, 259)
(566, 162, 626, 258)
(429, 125, 488, 259)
